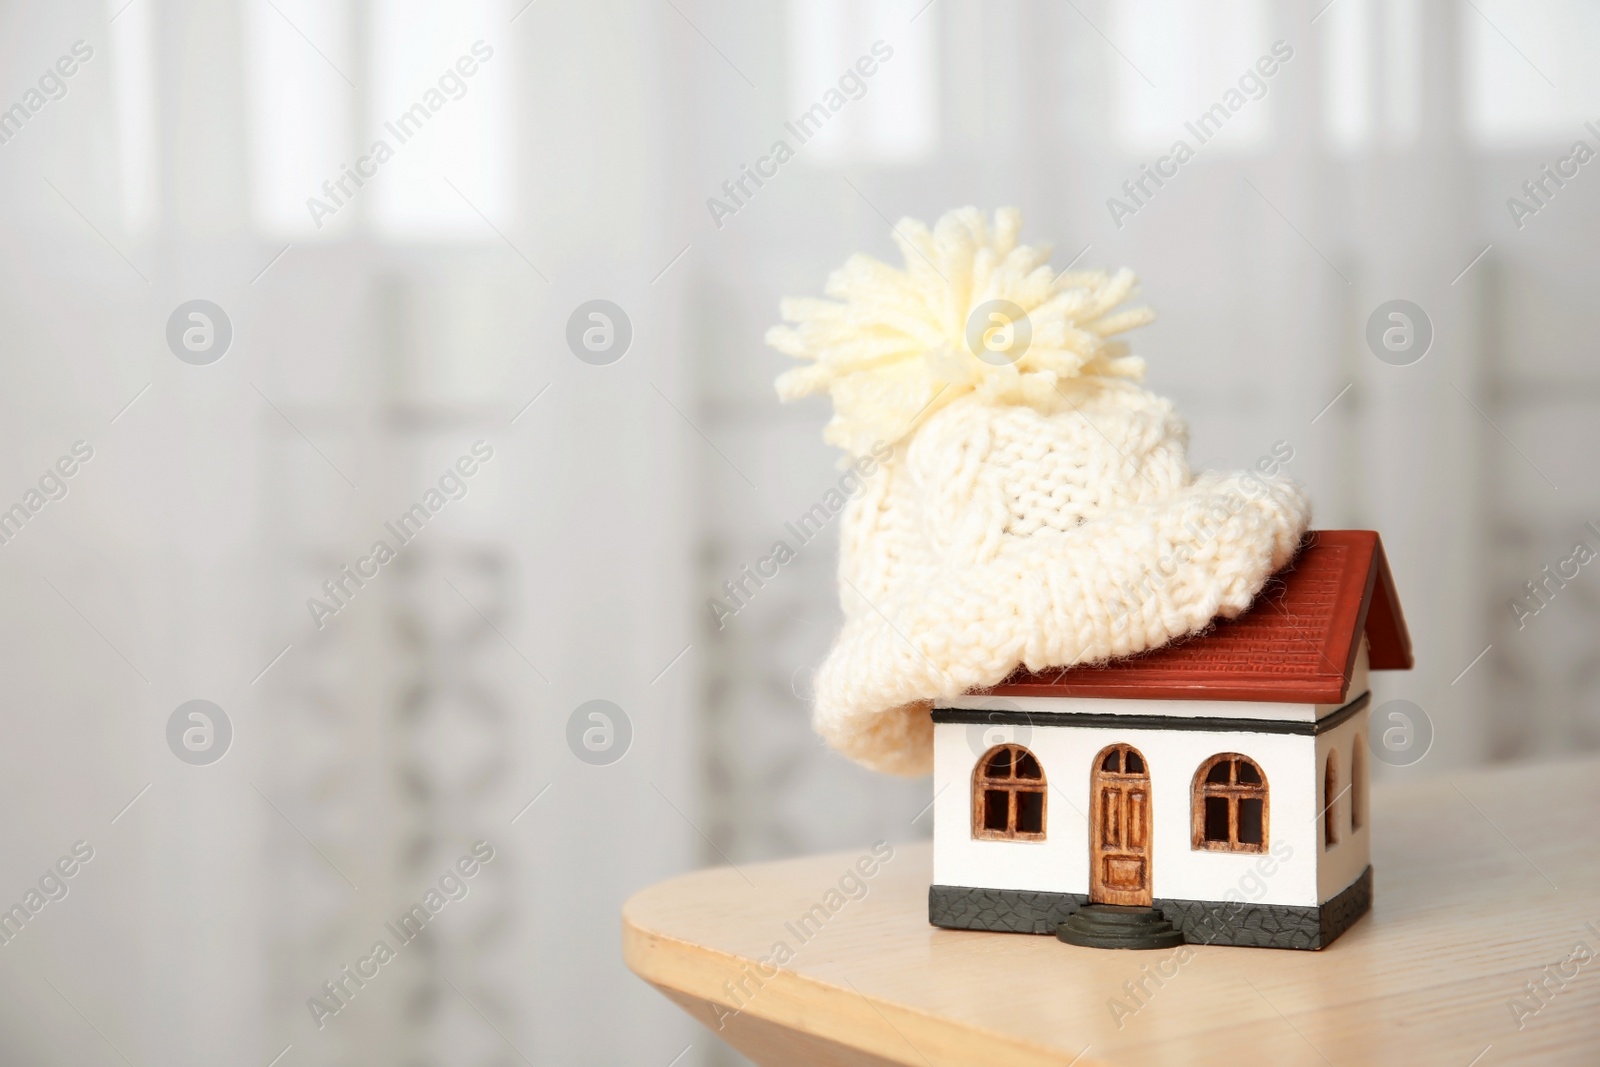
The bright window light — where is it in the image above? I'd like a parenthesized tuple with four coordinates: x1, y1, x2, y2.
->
(108, 0, 159, 237)
(244, 0, 355, 237)
(369, 0, 511, 239)
(1463, 0, 1600, 147)
(787, 0, 937, 167)
(1383, 0, 1421, 147)
(1107, 0, 1271, 156)
(1322, 0, 1372, 153)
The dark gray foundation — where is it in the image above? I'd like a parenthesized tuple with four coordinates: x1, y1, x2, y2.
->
(928, 885, 1088, 935)
(930, 866, 1372, 950)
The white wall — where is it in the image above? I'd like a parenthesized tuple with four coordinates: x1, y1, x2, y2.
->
(933, 715, 1365, 908)
(1315, 705, 1374, 901)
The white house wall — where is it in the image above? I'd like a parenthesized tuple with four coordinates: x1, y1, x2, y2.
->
(933, 722, 1329, 907)
(1315, 705, 1373, 901)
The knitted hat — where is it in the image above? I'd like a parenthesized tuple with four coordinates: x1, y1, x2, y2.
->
(769, 207, 1311, 776)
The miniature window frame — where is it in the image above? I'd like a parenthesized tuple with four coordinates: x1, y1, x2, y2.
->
(1350, 739, 1366, 831)
(1191, 753, 1269, 854)
(1324, 750, 1340, 848)
(972, 744, 1047, 842)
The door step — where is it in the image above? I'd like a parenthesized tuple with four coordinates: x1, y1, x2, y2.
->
(1056, 904, 1185, 950)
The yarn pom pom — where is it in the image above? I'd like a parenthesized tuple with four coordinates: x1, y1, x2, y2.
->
(767, 206, 1155, 457)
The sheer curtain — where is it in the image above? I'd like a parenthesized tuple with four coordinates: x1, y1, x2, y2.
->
(0, 0, 696, 1064)
(0, 1, 1595, 1065)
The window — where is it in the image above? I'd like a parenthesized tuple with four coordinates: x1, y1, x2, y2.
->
(1105, 0, 1271, 155)
(1463, 0, 1599, 148)
(370, 0, 511, 237)
(1319, 0, 1421, 153)
(972, 745, 1046, 841)
(787, 0, 938, 166)
(244, 0, 355, 236)
(1191, 753, 1268, 853)
(108, 0, 158, 236)
(1324, 751, 1340, 848)
(1351, 740, 1366, 831)
(244, 0, 511, 238)
(1099, 745, 1145, 775)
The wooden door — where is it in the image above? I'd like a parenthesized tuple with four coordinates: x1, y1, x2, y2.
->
(1089, 744, 1153, 906)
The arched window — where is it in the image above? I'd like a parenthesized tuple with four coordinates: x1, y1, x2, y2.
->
(973, 745, 1046, 841)
(1191, 754, 1268, 853)
(1324, 750, 1340, 848)
(1351, 740, 1366, 831)
(1098, 744, 1145, 775)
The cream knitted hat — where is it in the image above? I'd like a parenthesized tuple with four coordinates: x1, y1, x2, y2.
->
(769, 207, 1311, 776)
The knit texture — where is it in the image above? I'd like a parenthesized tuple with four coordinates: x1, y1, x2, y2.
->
(771, 208, 1311, 776)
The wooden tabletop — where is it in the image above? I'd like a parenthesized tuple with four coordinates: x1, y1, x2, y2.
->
(623, 756, 1600, 1066)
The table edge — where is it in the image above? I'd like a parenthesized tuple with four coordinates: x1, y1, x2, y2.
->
(621, 889, 1107, 1067)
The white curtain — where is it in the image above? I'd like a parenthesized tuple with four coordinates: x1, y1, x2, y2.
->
(0, 2, 1593, 1065)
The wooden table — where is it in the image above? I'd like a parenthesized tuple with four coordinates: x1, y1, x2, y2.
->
(623, 756, 1600, 1065)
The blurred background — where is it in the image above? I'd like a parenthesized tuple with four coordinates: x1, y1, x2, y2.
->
(0, 0, 1595, 1062)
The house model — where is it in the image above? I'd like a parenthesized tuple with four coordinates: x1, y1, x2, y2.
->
(928, 531, 1413, 950)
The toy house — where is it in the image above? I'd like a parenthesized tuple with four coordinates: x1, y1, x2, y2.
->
(928, 531, 1413, 950)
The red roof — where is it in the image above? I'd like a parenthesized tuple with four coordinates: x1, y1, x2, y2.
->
(984, 530, 1413, 704)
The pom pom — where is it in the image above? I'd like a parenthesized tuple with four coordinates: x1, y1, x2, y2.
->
(768, 207, 1155, 456)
